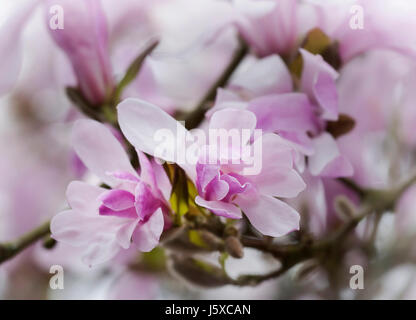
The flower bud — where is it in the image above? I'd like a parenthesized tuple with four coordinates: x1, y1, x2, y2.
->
(47, 0, 114, 105)
(225, 236, 244, 259)
(169, 256, 232, 288)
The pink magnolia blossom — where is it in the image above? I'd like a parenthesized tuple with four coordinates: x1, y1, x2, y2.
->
(170, 0, 310, 58)
(312, 0, 416, 63)
(210, 51, 352, 178)
(51, 119, 172, 266)
(335, 50, 416, 188)
(233, 0, 298, 56)
(299, 48, 339, 122)
(46, 0, 114, 105)
(118, 98, 305, 237)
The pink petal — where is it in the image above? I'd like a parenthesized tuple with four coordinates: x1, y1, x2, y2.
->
(51, 209, 112, 246)
(255, 167, 306, 198)
(204, 176, 230, 201)
(278, 131, 315, 156)
(132, 208, 164, 252)
(99, 205, 137, 219)
(51, 208, 136, 266)
(116, 219, 140, 249)
(319, 155, 354, 178)
(195, 196, 242, 219)
(98, 189, 137, 219)
(300, 49, 339, 120)
(46, 0, 113, 105)
(248, 93, 317, 133)
(229, 54, 293, 95)
(137, 149, 157, 190)
(99, 189, 135, 211)
(134, 181, 161, 220)
(137, 148, 172, 205)
(196, 162, 220, 195)
(248, 93, 316, 132)
(236, 194, 300, 237)
(117, 98, 196, 181)
(151, 158, 172, 203)
(300, 49, 339, 91)
(66, 181, 106, 214)
(309, 133, 353, 178)
(51, 210, 89, 246)
(205, 88, 247, 118)
(209, 108, 257, 144)
(233, 0, 277, 17)
(72, 119, 137, 187)
(81, 236, 121, 266)
(220, 173, 249, 202)
(313, 72, 338, 121)
(107, 171, 140, 183)
(234, 0, 297, 55)
(249, 133, 296, 183)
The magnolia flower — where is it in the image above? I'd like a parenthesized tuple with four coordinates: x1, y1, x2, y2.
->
(299, 49, 339, 122)
(46, 0, 114, 105)
(233, 0, 299, 56)
(51, 120, 172, 266)
(118, 98, 305, 237)
(312, 0, 416, 63)
(210, 51, 352, 178)
(335, 50, 416, 188)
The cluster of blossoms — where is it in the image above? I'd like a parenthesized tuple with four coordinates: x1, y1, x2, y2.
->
(2, 0, 416, 299)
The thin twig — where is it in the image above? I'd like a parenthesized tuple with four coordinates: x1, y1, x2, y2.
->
(183, 38, 249, 130)
(0, 221, 50, 264)
(338, 178, 366, 198)
(235, 173, 416, 285)
(233, 265, 292, 286)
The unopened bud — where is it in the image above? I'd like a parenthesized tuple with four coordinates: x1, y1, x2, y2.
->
(199, 230, 224, 250)
(225, 236, 244, 259)
(169, 256, 232, 288)
(188, 229, 224, 251)
(224, 225, 239, 237)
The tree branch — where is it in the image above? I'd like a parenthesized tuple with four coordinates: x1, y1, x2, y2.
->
(236, 172, 416, 285)
(0, 221, 51, 264)
(338, 177, 366, 198)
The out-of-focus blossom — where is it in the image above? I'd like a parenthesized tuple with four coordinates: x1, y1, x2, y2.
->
(0, 105, 79, 298)
(396, 185, 416, 238)
(51, 120, 172, 266)
(0, 0, 38, 95)
(209, 50, 352, 178)
(46, 0, 114, 105)
(107, 271, 159, 300)
(233, 0, 298, 56)
(336, 50, 416, 188)
(299, 49, 338, 121)
(371, 264, 416, 300)
(31, 242, 159, 300)
(118, 98, 305, 237)
(184, 0, 312, 57)
(311, 0, 416, 62)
